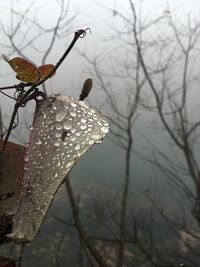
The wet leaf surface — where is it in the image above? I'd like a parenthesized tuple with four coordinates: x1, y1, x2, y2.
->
(9, 95, 109, 242)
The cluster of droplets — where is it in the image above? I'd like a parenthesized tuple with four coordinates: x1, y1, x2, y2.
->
(12, 95, 109, 241)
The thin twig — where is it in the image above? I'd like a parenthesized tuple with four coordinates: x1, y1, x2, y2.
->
(1, 28, 90, 149)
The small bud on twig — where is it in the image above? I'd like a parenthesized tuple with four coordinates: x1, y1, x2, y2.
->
(79, 78, 93, 101)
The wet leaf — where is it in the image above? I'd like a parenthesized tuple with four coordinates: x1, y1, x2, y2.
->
(0, 141, 25, 215)
(38, 64, 56, 80)
(8, 95, 109, 242)
(0, 256, 16, 267)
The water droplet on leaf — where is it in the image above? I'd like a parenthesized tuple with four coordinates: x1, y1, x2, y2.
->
(56, 110, 68, 122)
(53, 141, 60, 147)
(70, 111, 76, 117)
(63, 120, 72, 130)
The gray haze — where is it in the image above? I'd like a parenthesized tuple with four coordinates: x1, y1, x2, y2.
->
(0, 0, 200, 266)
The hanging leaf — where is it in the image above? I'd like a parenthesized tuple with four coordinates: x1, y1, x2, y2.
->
(8, 95, 109, 242)
(0, 141, 25, 215)
(38, 64, 56, 80)
(2, 55, 55, 83)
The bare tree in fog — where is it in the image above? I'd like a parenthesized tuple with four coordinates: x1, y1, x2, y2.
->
(130, 1, 200, 264)
(78, 0, 200, 266)
(128, 1, 200, 224)
(78, 45, 144, 267)
(107, 0, 200, 266)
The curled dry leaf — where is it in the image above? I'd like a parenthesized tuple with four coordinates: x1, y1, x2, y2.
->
(38, 64, 56, 80)
(8, 95, 109, 242)
(3, 56, 39, 83)
(2, 55, 55, 83)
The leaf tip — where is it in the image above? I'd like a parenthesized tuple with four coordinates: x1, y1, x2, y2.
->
(2, 54, 9, 62)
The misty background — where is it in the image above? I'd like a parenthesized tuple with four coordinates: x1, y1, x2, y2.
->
(0, 0, 200, 266)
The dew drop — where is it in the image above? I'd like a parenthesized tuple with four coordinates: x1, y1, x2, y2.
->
(91, 134, 100, 140)
(63, 140, 68, 146)
(36, 138, 42, 145)
(55, 132, 62, 138)
(79, 101, 89, 108)
(71, 128, 76, 134)
(66, 161, 75, 169)
(80, 124, 87, 130)
(63, 120, 72, 130)
(75, 144, 80, 150)
(88, 139, 94, 145)
(101, 126, 109, 134)
(75, 131, 81, 136)
(24, 155, 29, 162)
(81, 118, 87, 124)
(64, 104, 69, 110)
(56, 110, 68, 122)
(71, 136, 77, 142)
(70, 111, 76, 117)
(54, 141, 60, 147)
(97, 121, 103, 126)
(24, 165, 29, 171)
(79, 101, 85, 106)
(56, 124, 62, 130)
(71, 102, 77, 108)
